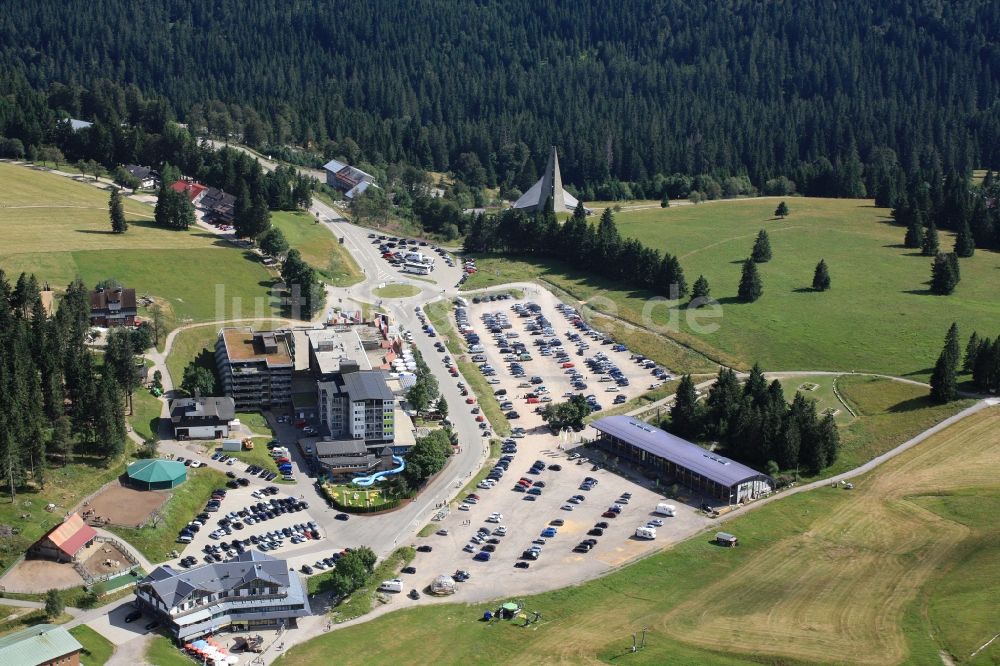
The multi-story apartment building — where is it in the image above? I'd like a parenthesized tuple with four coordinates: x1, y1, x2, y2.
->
(215, 328, 293, 410)
(135, 550, 310, 642)
(317, 370, 396, 449)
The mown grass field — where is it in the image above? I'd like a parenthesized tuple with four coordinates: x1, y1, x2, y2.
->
(70, 624, 116, 666)
(271, 210, 363, 286)
(278, 403, 1000, 666)
(0, 162, 276, 328)
(145, 635, 193, 666)
(464, 197, 1000, 380)
(128, 387, 163, 441)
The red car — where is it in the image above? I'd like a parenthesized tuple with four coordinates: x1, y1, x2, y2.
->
(561, 362, 575, 368)
(601, 511, 618, 518)
(465, 397, 476, 404)
(475, 415, 485, 422)
(275, 457, 290, 464)
(526, 397, 540, 404)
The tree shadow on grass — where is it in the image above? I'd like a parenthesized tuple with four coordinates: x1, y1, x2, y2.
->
(887, 396, 933, 413)
(792, 287, 818, 293)
(882, 243, 908, 249)
(75, 229, 117, 235)
(901, 288, 934, 296)
(714, 296, 743, 305)
(901, 367, 934, 378)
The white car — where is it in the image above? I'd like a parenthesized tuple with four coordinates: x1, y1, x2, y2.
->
(487, 378, 501, 385)
(605, 386, 619, 393)
(189, 460, 202, 468)
(458, 504, 471, 511)
(648, 519, 664, 527)
(226, 458, 236, 465)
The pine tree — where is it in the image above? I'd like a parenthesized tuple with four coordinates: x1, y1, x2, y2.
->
(963, 332, 980, 373)
(775, 201, 789, 218)
(818, 413, 840, 467)
(109, 188, 127, 233)
(669, 374, 702, 440)
(738, 259, 763, 303)
(947, 252, 961, 284)
(921, 221, 940, 256)
(929, 350, 957, 403)
(903, 217, 924, 248)
(660, 192, 670, 208)
(812, 259, 831, 291)
(742, 363, 768, 405)
(690, 275, 710, 306)
(930, 323, 960, 403)
(929, 252, 957, 295)
(751, 229, 772, 263)
(953, 218, 975, 257)
(778, 419, 801, 470)
(943, 322, 961, 367)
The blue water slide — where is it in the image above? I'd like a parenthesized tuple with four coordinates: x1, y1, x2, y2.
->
(352, 456, 406, 487)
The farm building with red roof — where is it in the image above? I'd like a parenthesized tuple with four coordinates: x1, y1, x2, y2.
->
(28, 513, 97, 563)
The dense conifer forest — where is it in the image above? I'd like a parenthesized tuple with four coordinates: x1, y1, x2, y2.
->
(1, 0, 998, 194)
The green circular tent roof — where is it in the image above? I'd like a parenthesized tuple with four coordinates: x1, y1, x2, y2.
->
(127, 459, 187, 484)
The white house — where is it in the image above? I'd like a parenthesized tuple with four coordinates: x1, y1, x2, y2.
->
(169, 396, 237, 439)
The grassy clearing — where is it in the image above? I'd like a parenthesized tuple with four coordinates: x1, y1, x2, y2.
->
(424, 300, 510, 436)
(109, 466, 226, 562)
(587, 380, 680, 422)
(145, 635, 192, 666)
(235, 411, 271, 435)
(129, 388, 163, 441)
(70, 624, 116, 666)
(0, 163, 276, 330)
(464, 197, 1000, 380)
(373, 283, 421, 298)
(824, 375, 976, 479)
(271, 210, 363, 286)
(328, 547, 416, 623)
(278, 404, 1000, 666)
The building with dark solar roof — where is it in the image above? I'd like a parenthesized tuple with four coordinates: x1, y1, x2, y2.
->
(591, 416, 773, 504)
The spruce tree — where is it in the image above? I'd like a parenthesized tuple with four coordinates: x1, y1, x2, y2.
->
(947, 252, 960, 284)
(929, 252, 957, 295)
(775, 201, 789, 218)
(660, 192, 670, 208)
(751, 229, 772, 263)
(929, 350, 957, 403)
(690, 275, 710, 306)
(903, 217, 924, 248)
(818, 413, 840, 467)
(812, 259, 831, 291)
(669, 374, 702, 440)
(742, 363, 768, 405)
(738, 258, 763, 303)
(109, 188, 127, 233)
(921, 221, 940, 256)
(963, 332, 980, 373)
(953, 218, 975, 257)
(943, 322, 960, 367)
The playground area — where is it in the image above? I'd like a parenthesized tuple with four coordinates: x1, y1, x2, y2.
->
(321, 483, 400, 510)
(82, 483, 171, 527)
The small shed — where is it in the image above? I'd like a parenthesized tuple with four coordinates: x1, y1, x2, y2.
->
(715, 532, 739, 547)
(222, 439, 243, 452)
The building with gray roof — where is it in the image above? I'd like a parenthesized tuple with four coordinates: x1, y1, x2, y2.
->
(591, 416, 773, 504)
(322, 159, 375, 199)
(135, 550, 311, 642)
(169, 396, 236, 439)
(317, 370, 397, 450)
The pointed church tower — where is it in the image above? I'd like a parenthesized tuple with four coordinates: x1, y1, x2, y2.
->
(513, 146, 584, 213)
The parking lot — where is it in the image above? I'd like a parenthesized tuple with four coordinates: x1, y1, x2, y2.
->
(394, 287, 709, 603)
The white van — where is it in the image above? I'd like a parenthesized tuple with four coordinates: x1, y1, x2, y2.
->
(379, 579, 403, 593)
(635, 526, 657, 540)
(654, 503, 676, 517)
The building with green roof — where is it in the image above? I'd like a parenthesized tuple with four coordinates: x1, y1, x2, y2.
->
(126, 459, 187, 490)
(0, 624, 82, 666)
